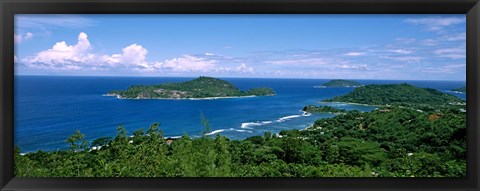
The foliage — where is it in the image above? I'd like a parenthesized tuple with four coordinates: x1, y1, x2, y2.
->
(65, 130, 89, 151)
(303, 105, 346, 113)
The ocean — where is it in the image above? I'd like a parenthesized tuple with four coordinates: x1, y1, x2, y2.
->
(14, 76, 466, 153)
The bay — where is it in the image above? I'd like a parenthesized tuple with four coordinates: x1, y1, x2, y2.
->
(14, 76, 465, 152)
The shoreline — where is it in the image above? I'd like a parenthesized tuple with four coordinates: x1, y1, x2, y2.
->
(103, 94, 275, 100)
(313, 85, 362, 88)
(445, 90, 466, 94)
(318, 101, 382, 107)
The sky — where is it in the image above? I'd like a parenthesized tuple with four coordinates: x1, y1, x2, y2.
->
(14, 14, 466, 80)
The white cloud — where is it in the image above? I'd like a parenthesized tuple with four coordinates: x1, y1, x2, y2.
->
(25, 32, 33, 39)
(17, 32, 263, 75)
(102, 44, 149, 68)
(344, 52, 366, 56)
(405, 17, 465, 32)
(14, 32, 33, 43)
(395, 37, 416, 44)
(266, 58, 329, 65)
(381, 56, 422, 63)
(433, 47, 465, 59)
(235, 63, 254, 73)
(442, 32, 466, 41)
(152, 55, 217, 72)
(214, 63, 255, 74)
(17, 32, 258, 75)
(22, 32, 95, 70)
(433, 47, 463, 54)
(388, 49, 413, 54)
(420, 39, 439, 46)
(424, 63, 465, 74)
(338, 64, 368, 71)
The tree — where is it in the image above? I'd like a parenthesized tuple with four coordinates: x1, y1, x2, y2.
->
(146, 123, 163, 141)
(91, 137, 112, 148)
(200, 113, 211, 137)
(65, 130, 88, 151)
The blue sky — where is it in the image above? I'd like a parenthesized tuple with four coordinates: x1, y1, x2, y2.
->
(14, 14, 466, 80)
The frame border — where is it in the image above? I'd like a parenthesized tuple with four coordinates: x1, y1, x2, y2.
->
(1, 0, 479, 190)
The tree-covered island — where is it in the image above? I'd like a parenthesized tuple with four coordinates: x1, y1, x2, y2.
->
(107, 76, 275, 99)
(319, 79, 363, 87)
(323, 83, 465, 107)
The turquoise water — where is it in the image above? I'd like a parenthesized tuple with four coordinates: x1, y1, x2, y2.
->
(14, 76, 465, 152)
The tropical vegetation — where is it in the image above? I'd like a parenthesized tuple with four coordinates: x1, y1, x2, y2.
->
(303, 105, 346, 114)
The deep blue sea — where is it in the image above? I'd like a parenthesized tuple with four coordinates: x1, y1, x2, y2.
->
(14, 76, 466, 153)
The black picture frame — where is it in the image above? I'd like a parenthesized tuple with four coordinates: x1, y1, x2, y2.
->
(1, 0, 479, 190)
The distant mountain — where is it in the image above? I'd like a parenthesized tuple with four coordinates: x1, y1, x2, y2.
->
(451, 87, 466, 93)
(321, 79, 362, 87)
(323, 83, 464, 106)
(108, 76, 275, 99)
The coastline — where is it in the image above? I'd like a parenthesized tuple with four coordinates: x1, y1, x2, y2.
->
(446, 90, 466, 94)
(103, 93, 275, 100)
(318, 101, 382, 107)
(313, 85, 362, 88)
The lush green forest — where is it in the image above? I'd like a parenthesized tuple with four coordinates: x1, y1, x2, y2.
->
(451, 87, 466, 93)
(324, 83, 464, 107)
(15, 83, 466, 177)
(108, 76, 275, 99)
(321, 79, 362, 87)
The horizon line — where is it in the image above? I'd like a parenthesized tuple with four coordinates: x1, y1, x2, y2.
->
(14, 74, 467, 82)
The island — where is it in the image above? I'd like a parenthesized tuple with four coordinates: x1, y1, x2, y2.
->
(323, 83, 464, 106)
(302, 105, 346, 114)
(451, 87, 466, 93)
(107, 76, 276, 99)
(318, 79, 362, 87)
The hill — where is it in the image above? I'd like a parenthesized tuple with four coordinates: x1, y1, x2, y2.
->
(323, 83, 464, 106)
(108, 76, 275, 99)
(321, 79, 362, 87)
